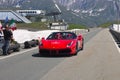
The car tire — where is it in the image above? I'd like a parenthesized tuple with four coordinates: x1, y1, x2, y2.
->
(0, 48, 3, 55)
(73, 43, 78, 56)
(14, 48, 20, 52)
(81, 40, 84, 50)
(24, 41, 32, 48)
(80, 43, 83, 50)
(7, 49, 13, 54)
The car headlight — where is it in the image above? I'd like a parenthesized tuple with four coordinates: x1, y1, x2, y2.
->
(67, 41, 73, 47)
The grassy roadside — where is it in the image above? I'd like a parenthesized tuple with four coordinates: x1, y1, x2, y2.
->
(98, 21, 120, 28)
(16, 22, 87, 30)
(68, 24, 87, 29)
(17, 22, 49, 30)
(98, 22, 113, 28)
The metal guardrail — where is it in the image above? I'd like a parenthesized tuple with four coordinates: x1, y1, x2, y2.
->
(109, 27, 120, 42)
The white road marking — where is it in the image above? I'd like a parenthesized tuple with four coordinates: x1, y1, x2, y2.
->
(0, 47, 37, 60)
(112, 39, 120, 53)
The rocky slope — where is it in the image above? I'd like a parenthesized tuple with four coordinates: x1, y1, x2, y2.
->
(0, 0, 119, 27)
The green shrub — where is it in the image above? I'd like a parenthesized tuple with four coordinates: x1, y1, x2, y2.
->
(68, 24, 87, 29)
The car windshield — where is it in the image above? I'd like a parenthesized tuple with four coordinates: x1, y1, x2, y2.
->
(47, 32, 77, 40)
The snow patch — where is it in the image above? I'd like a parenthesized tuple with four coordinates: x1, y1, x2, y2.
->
(13, 29, 59, 43)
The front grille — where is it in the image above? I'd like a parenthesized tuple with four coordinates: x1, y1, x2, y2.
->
(59, 49, 71, 53)
(39, 48, 71, 55)
(40, 49, 49, 53)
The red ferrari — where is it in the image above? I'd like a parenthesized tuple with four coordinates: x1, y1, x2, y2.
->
(38, 32, 84, 56)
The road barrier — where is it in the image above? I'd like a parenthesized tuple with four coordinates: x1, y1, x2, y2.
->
(109, 27, 120, 42)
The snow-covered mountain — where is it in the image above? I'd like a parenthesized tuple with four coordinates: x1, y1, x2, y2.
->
(54, 0, 120, 26)
(55, 0, 117, 17)
(0, 0, 120, 27)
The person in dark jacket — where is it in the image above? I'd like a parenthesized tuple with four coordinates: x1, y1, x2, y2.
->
(2, 24, 13, 55)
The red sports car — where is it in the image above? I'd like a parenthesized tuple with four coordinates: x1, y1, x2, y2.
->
(38, 32, 84, 56)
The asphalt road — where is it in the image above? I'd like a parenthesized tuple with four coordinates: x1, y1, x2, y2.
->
(40, 29, 120, 80)
(0, 28, 102, 80)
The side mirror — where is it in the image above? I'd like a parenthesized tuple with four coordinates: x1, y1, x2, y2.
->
(38, 37, 45, 43)
(78, 35, 82, 40)
(42, 37, 45, 40)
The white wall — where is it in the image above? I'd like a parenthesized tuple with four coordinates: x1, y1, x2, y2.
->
(112, 24, 120, 31)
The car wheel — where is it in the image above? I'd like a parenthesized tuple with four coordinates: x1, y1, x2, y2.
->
(73, 43, 78, 56)
(81, 44, 84, 50)
(31, 44, 36, 47)
(7, 49, 13, 54)
(24, 41, 31, 48)
(14, 48, 20, 52)
(0, 49, 3, 55)
(81, 40, 84, 50)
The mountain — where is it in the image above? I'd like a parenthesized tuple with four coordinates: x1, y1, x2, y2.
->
(0, 0, 119, 27)
(55, 0, 119, 26)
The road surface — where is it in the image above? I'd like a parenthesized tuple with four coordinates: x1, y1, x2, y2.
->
(40, 29, 120, 80)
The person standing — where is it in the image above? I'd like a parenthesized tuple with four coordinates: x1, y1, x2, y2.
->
(0, 27, 4, 42)
(0, 27, 2, 37)
(2, 24, 13, 55)
(0, 21, 2, 37)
